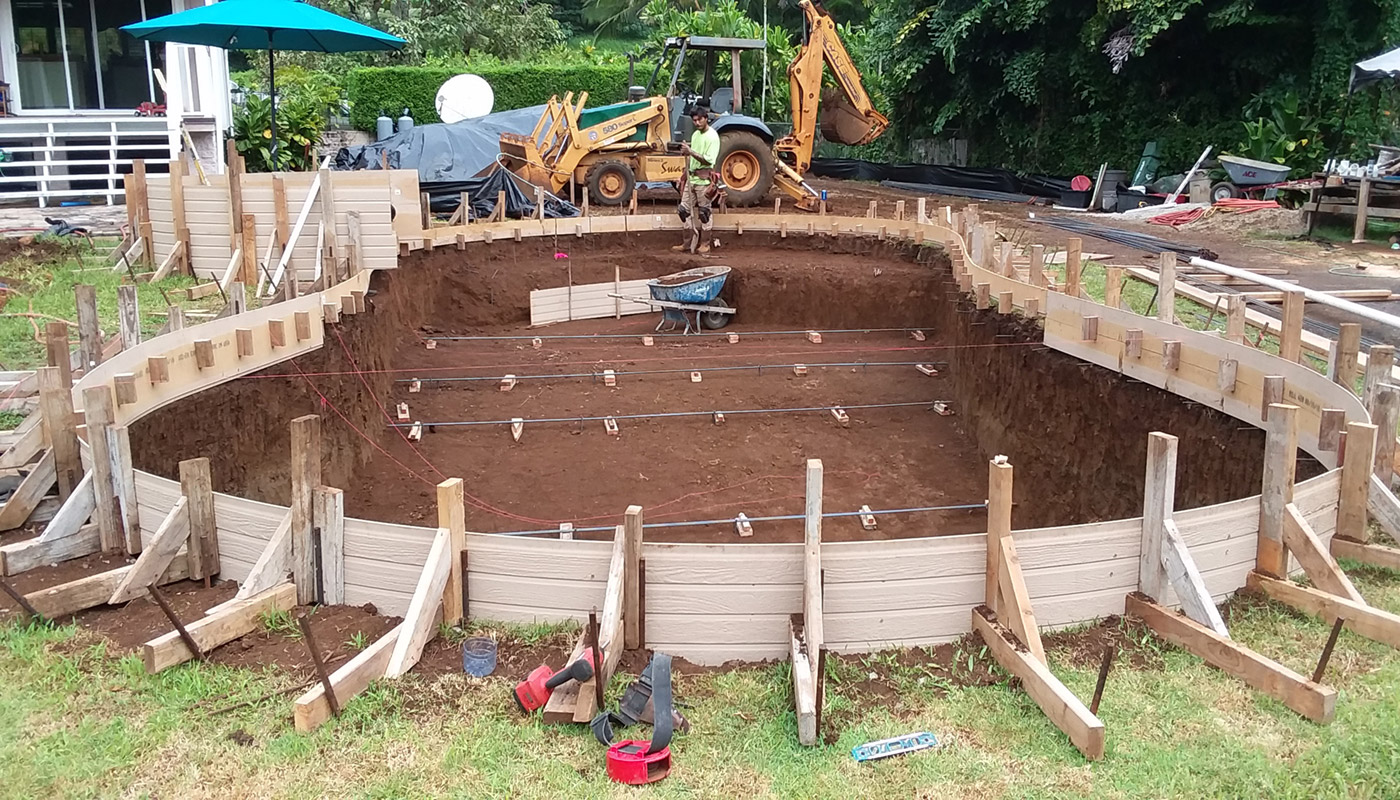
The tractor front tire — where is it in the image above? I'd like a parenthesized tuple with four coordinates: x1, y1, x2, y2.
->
(717, 131, 774, 207)
(586, 160, 636, 206)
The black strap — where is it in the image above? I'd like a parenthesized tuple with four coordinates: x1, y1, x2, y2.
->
(590, 653, 674, 754)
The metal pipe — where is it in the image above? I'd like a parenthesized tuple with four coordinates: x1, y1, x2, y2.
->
(400, 361, 947, 384)
(487, 502, 989, 536)
(390, 400, 943, 428)
(1189, 256, 1400, 333)
(427, 327, 930, 341)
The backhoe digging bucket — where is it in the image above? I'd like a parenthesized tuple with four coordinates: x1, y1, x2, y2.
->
(819, 88, 888, 146)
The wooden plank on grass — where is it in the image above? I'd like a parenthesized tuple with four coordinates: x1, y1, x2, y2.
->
(27, 554, 188, 619)
(385, 528, 451, 677)
(108, 497, 188, 604)
(144, 582, 296, 673)
(1331, 538, 1400, 572)
(0, 451, 56, 531)
(1281, 503, 1362, 602)
(293, 623, 403, 732)
(972, 607, 1104, 760)
(1125, 592, 1336, 723)
(1248, 572, 1400, 651)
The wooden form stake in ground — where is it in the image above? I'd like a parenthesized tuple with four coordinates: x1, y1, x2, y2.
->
(180, 457, 217, 581)
(1138, 433, 1228, 635)
(295, 622, 404, 731)
(82, 385, 123, 551)
(314, 486, 345, 605)
(624, 504, 643, 649)
(290, 415, 321, 605)
(973, 457, 1102, 759)
(74, 284, 101, 372)
(437, 478, 465, 625)
(1156, 252, 1175, 323)
(1257, 404, 1299, 578)
(1362, 344, 1394, 412)
(1370, 384, 1400, 484)
(108, 497, 188, 604)
(37, 366, 79, 500)
(109, 426, 140, 554)
(1331, 323, 1361, 390)
(117, 285, 140, 351)
(44, 321, 72, 390)
(1336, 422, 1378, 544)
(790, 459, 825, 746)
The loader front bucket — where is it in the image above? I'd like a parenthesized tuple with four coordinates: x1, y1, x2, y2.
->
(819, 89, 889, 146)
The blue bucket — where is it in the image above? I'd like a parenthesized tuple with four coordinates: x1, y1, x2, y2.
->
(462, 636, 497, 677)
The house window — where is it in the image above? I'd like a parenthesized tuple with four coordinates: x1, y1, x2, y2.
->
(10, 0, 172, 111)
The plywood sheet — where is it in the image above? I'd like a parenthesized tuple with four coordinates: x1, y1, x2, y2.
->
(529, 279, 653, 326)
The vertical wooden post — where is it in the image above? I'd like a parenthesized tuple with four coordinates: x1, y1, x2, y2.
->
(1280, 289, 1304, 363)
(290, 414, 321, 605)
(624, 504, 643, 649)
(420, 191, 432, 231)
(1363, 345, 1394, 411)
(999, 241, 1015, 278)
(1140, 433, 1177, 600)
(1372, 384, 1399, 484)
(169, 158, 190, 274)
(1065, 238, 1083, 298)
(803, 459, 824, 651)
(1353, 177, 1372, 243)
(1257, 403, 1299, 578)
(1157, 252, 1175, 323)
(37, 367, 79, 499)
(438, 478, 466, 626)
(1332, 323, 1362, 393)
(1029, 244, 1045, 288)
(241, 214, 258, 285)
(117, 285, 140, 351)
(130, 159, 153, 265)
(180, 457, 218, 581)
(44, 321, 72, 389)
(273, 174, 291, 255)
(916, 198, 926, 225)
(1338, 422, 1378, 543)
(318, 167, 337, 269)
(227, 140, 245, 249)
(74, 284, 101, 371)
(315, 486, 345, 605)
(985, 457, 1013, 612)
(230, 282, 247, 315)
(1225, 295, 1247, 343)
(82, 385, 122, 552)
(346, 210, 364, 277)
(1104, 267, 1123, 309)
(167, 305, 186, 332)
(109, 425, 140, 554)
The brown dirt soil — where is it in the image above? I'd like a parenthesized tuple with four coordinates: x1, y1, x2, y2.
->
(1041, 614, 1167, 671)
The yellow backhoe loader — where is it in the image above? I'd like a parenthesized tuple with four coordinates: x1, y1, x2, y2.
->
(496, 0, 887, 211)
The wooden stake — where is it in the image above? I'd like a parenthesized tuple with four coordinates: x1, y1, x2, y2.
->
(117, 285, 140, 351)
(37, 367, 79, 500)
(437, 478, 466, 626)
(1338, 422, 1378, 543)
(1332, 323, 1361, 392)
(1280, 289, 1304, 363)
(1156, 252, 1175, 323)
(1258, 404, 1299, 578)
(314, 486, 345, 605)
(44, 321, 72, 389)
(82, 385, 122, 551)
(1225, 295, 1246, 343)
(624, 504, 643, 649)
(74, 284, 101, 372)
(804, 460, 824, 653)
(1103, 267, 1123, 308)
(290, 415, 321, 605)
(180, 457, 218, 581)
(1363, 345, 1395, 410)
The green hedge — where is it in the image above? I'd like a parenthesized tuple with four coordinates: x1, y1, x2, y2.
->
(347, 64, 631, 131)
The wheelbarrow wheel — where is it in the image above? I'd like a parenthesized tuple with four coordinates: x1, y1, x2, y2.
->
(700, 299, 732, 330)
(1210, 181, 1240, 202)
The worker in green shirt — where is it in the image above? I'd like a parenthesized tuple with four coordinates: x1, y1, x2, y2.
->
(674, 106, 721, 254)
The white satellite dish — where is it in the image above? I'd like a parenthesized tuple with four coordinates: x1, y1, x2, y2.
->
(436, 74, 494, 123)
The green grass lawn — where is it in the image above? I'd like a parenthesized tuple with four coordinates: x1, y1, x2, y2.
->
(2, 562, 1398, 799)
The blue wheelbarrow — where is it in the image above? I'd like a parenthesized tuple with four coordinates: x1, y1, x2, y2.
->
(610, 266, 736, 334)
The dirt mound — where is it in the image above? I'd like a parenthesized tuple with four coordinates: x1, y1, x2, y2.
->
(1187, 207, 1306, 237)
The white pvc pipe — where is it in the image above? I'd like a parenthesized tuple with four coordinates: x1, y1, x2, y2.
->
(1188, 256, 1400, 333)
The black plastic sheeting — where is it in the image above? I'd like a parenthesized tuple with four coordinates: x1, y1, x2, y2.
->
(810, 158, 1071, 199)
(878, 180, 1036, 204)
(333, 105, 546, 182)
(426, 167, 579, 220)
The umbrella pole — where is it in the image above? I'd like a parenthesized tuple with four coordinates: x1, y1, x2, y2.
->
(268, 45, 279, 169)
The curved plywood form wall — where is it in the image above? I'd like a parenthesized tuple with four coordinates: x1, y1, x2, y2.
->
(57, 197, 1368, 664)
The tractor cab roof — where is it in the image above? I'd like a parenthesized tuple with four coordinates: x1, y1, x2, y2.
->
(662, 35, 766, 51)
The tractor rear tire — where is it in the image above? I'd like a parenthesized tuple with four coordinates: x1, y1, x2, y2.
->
(586, 160, 636, 206)
(717, 131, 774, 207)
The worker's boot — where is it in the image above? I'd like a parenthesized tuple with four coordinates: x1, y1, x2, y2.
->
(697, 240, 711, 254)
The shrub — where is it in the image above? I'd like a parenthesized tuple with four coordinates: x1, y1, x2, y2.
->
(347, 64, 632, 131)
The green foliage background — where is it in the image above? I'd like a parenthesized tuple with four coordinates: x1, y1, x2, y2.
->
(345, 64, 631, 130)
(861, 0, 1400, 174)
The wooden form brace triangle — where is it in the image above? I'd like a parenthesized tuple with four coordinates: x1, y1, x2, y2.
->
(789, 460, 824, 746)
(975, 458, 1104, 760)
(0, 470, 98, 576)
(543, 517, 630, 724)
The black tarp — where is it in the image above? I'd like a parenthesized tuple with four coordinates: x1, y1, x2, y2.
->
(426, 168, 579, 220)
(809, 158, 1072, 199)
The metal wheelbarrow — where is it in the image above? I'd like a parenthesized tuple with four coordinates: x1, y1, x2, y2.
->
(609, 266, 736, 334)
(1213, 155, 1292, 202)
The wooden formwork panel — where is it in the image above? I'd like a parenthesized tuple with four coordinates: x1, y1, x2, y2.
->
(529, 279, 653, 326)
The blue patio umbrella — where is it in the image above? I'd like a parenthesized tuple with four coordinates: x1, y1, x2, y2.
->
(123, 0, 405, 164)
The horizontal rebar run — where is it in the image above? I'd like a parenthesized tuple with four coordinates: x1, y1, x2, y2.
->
(427, 327, 931, 341)
(389, 400, 945, 428)
(398, 360, 949, 384)
(489, 502, 990, 536)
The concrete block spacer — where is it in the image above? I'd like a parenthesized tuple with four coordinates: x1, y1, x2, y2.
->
(910, 330, 926, 342)
(604, 417, 620, 436)
(713, 411, 725, 425)
(511, 418, 524, 442)
(859, 505, 878, 530)
(831, 407, 850, 427)
(532, 337, 543, 349)
(604, 369, 617, 387)
(690, 372, 702, 383)
(396, 402, 410, 421)
(425, 340, 437, 350)
(806, 330, 823, 344)
(500, 375, 517, 392)
(408, 379, 422, 393)
(933, 402, 954, 416)
(735, 513, 753, 538)
(642, 335, 654, 347)
(727, 333, 739, 344)
(793, 364, 808, 377)
(408, 422, 423, 441)
(559, 523, 574, 540)
(915, 364, 939, 377)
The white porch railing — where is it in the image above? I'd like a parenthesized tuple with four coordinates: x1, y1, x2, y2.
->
(0, 116, 174, 207)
